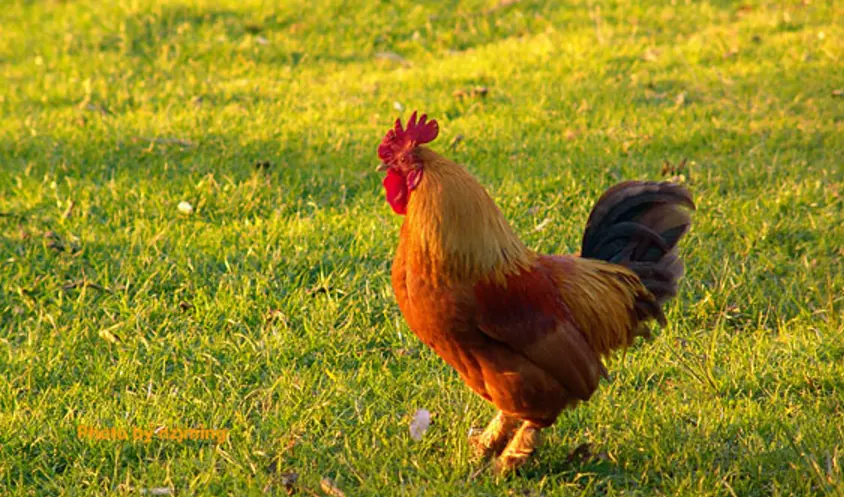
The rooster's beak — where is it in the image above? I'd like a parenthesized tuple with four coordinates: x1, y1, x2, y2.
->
(376, 163, 389, 173)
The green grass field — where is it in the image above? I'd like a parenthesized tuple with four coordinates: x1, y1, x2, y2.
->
(1, 0, 842, 495)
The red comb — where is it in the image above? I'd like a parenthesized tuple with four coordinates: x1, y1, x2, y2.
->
(378, 111, 439, 164)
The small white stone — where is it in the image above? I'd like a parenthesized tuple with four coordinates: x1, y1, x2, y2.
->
(177, 201, 194, 215)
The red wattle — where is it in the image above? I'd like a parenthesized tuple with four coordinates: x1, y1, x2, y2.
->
(383, 169, 408, 215)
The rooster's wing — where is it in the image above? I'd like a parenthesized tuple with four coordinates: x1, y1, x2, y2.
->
(473, 258, 608, 402)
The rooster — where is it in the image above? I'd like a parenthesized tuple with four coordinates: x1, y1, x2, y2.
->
(377, 112, 694, 474)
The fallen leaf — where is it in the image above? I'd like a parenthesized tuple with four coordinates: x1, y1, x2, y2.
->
(429, 0, 522, 20)
(736, 4, 754, 15)
(98, 324, 121, 344)
(244, 22, 263, 34)
(472, 86, 489, 98)
(280, 471, 298, 487)
(82, 102, 109, 116)
(140, 488, 172, 496)
(62, 280, 112, 293)
(320, 477, 346, 497)
(660, 158, 688, 177)
(255, 36, 269, 45)
(409, 409, 431, 441)
(534, 218, 552, 232)
(306, 285, 346, 297)
(565, 443, 593, 463)
(642, 48, 661, 62)
(454, 86, 489, 100)
(44, 231, 65, 252)
(265, 469, 298, 495)
(134, 136, 195, 147)
(62, 200, 75, 219)
(507, 489, 546, 497)
(448, 134, 464, 151)
(576, 99, 590, 114)
(375, 51, 410, 66)
(266, 309, 287, 324)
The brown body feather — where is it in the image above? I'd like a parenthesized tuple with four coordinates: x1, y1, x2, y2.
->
(391, 147, 693, 428)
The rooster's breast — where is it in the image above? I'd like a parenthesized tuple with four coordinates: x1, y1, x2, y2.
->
(390, 238, 577, 425)
(390, 238, 491, 399)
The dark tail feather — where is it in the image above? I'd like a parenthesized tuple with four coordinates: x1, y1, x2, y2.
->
(581, 181, 694, 320)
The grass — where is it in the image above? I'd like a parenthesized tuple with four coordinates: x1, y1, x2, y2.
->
(1, 0, 842, 495)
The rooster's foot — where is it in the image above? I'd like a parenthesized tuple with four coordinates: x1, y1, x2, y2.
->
(469, 411, 520, 461)
(493, 422, 541, 475)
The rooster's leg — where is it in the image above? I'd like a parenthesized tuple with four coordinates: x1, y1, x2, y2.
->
(468, 411, 520, 460)
(493, 421, 541, 475)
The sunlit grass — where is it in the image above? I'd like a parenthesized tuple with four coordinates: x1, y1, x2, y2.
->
(1, 0, 842, 495)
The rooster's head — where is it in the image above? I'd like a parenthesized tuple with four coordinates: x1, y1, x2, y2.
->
(377, 111, 439, 215)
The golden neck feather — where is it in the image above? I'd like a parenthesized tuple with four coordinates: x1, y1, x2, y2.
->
(402, 147, 534, 282)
